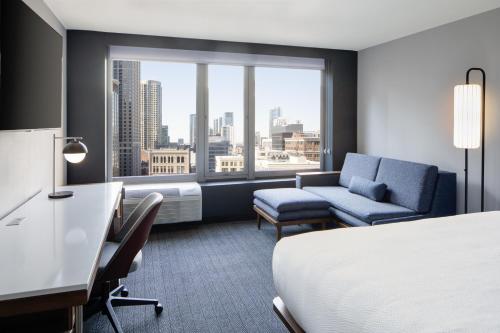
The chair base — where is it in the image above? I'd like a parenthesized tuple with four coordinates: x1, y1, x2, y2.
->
(85, 284, 162, 333)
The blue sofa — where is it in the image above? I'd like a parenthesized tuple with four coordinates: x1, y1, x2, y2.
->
(296, 153, 457, 227)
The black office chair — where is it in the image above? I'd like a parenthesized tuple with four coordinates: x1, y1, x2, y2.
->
(85, 192, 164, 333)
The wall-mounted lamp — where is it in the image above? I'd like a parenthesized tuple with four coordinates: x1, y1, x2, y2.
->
(49, 134, 88, 199)
(453, 68, 486, 213)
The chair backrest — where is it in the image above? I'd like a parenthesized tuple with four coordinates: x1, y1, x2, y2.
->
(99, 192, 163, 281)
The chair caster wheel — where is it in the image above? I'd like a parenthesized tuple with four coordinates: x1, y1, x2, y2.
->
(155, 303, 163, 315)
(120, 288, 129, 297)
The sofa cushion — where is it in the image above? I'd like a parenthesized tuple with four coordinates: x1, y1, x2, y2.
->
(375, 158, 438, 213)
(339, 153, 381, 188)
(303, 186, 415, 223)
(348, 176, 387, 201)
(253, 188, 330, 213)
(254, 199, 331, 222)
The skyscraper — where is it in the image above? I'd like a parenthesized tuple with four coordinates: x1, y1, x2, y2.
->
(159, 125, 170, 147)
(189, 114, 197, 150)
(221, 125, 234, 147)
(140, 80, 162, 150)
(113, 60, 141, 176)
(269, 107, 282, 137)
(224, 112, 234, 126)
(111, 79, 120, 177)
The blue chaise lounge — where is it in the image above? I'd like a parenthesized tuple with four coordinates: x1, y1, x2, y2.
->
(296, 153, 457, 227)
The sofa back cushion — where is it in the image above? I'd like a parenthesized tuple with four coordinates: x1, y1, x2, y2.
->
(375, 158, 438, 213)
(348, 176, 387, 201)
(339, 153, 381, 188)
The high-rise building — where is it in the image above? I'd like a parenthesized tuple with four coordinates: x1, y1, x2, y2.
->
(140, 80, 162, 150)
(208, 136, 230, 172)
(224, 112, 234, 126)
(159, 125, 170, 148)
(111, 79, 120, 177)
(269, 107, 282, 137)
(221, 125, 234, 147)
(189, 114, 197, 149)
(255, 131, 261, 148)
(213, 118, 220, 136)
(113, 60, 141, 176)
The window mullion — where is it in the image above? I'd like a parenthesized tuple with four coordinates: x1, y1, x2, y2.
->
(197, 64, 208, 182)
(246, 66, 255, 180)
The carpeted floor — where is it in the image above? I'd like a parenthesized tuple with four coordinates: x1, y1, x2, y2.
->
(84, 220, 316, 333)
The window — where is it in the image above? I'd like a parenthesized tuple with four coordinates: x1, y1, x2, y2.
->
(255, 67, 321, 173)
(109, 49, 323, 182)
(207, 65, 245, 175)
(111, 60, 196, 178)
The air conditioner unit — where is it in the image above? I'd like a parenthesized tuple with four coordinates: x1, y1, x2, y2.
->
(123, 182, 202, 224)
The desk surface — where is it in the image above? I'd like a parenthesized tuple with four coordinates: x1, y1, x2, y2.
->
(0, 182, 122, 303)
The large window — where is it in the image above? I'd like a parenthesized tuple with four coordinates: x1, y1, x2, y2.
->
(111, 60, 196, 178)
(255, 67, 321, 173)
(109, 50, 323, 182)
(207, 65, 245, 175)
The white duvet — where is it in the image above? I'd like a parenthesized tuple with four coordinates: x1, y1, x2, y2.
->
(273, 212, 500, 333)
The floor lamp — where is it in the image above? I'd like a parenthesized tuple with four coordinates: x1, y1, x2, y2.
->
(453, 68, 486, 213)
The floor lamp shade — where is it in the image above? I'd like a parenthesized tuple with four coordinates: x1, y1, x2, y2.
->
(454, 84, 481, 149)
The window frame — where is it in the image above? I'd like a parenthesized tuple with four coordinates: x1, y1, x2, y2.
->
(106, 47, 325, 184)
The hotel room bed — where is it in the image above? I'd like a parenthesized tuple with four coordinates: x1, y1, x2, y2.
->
(272, 212, 500, 333)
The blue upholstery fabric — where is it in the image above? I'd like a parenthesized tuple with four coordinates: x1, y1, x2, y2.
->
(371, 214, 428, 225)
(348, 176, 387, 201)
(375, 158, 438, 213)
(304, 186, 415, 223)
(253, 199, 330, 221)
(339, 153, 381, 188)
(253, 188, 330, 213)
(428, 171, 457, 217)
(329, 208, 370, 227)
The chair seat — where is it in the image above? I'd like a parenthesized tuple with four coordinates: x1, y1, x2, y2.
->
(98, 242, 142, 276)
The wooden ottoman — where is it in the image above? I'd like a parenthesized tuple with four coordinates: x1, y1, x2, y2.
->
(253, 188, 331, 241)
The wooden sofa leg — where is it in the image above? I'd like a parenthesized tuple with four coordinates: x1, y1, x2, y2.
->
(276, 225, 282, 241)
(257, 214, 262, 230)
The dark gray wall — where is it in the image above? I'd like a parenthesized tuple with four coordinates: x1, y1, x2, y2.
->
(201, 178, 296, 222)
(358, 8, 500, 214)
(67, 30, 357, 184)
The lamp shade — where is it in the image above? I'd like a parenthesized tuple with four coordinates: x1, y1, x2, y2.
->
(62, 140, 88, 163)
(454, 84, 481, 149)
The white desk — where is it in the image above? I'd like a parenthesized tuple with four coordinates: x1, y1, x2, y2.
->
(0, 182, 123, 331)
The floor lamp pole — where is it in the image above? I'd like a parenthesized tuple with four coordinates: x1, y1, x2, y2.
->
(464, 148, 468, 213)
(466, 68, 486, 212)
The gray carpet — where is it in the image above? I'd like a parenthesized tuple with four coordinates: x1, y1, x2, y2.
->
(84, 220, 315, 333)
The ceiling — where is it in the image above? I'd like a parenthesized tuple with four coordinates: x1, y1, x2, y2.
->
(44, 0, 500, 50)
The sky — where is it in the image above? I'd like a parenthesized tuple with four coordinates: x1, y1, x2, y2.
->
(141, 61, 321, 144)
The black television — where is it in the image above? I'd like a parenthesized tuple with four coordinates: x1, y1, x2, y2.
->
(0, 0, 63, 130)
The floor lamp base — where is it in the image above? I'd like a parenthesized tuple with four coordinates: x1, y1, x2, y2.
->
(48, 191, 74, 199)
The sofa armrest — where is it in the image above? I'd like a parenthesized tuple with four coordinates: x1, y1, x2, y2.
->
(296, 171, 341, 189)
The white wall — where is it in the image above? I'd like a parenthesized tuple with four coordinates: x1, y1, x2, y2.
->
(0, 1, 66, 219)
(358, 8, 500, 214)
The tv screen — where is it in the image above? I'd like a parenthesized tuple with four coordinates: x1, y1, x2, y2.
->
(0, 0, 63, 130)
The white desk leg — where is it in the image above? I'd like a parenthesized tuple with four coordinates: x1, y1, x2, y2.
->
(75, 305, 83, 333)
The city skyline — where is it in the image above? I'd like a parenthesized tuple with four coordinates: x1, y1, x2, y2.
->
(140, 61, 321, 143)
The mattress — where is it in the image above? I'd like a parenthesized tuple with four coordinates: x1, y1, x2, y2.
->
(272, 212, 500, 333)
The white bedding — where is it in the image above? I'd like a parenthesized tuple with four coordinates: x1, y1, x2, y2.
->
(273, 212, 500, 333)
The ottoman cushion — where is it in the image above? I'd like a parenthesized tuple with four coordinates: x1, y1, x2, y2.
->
(253, 188, 330, 213)
(254, 199, 331, 222)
